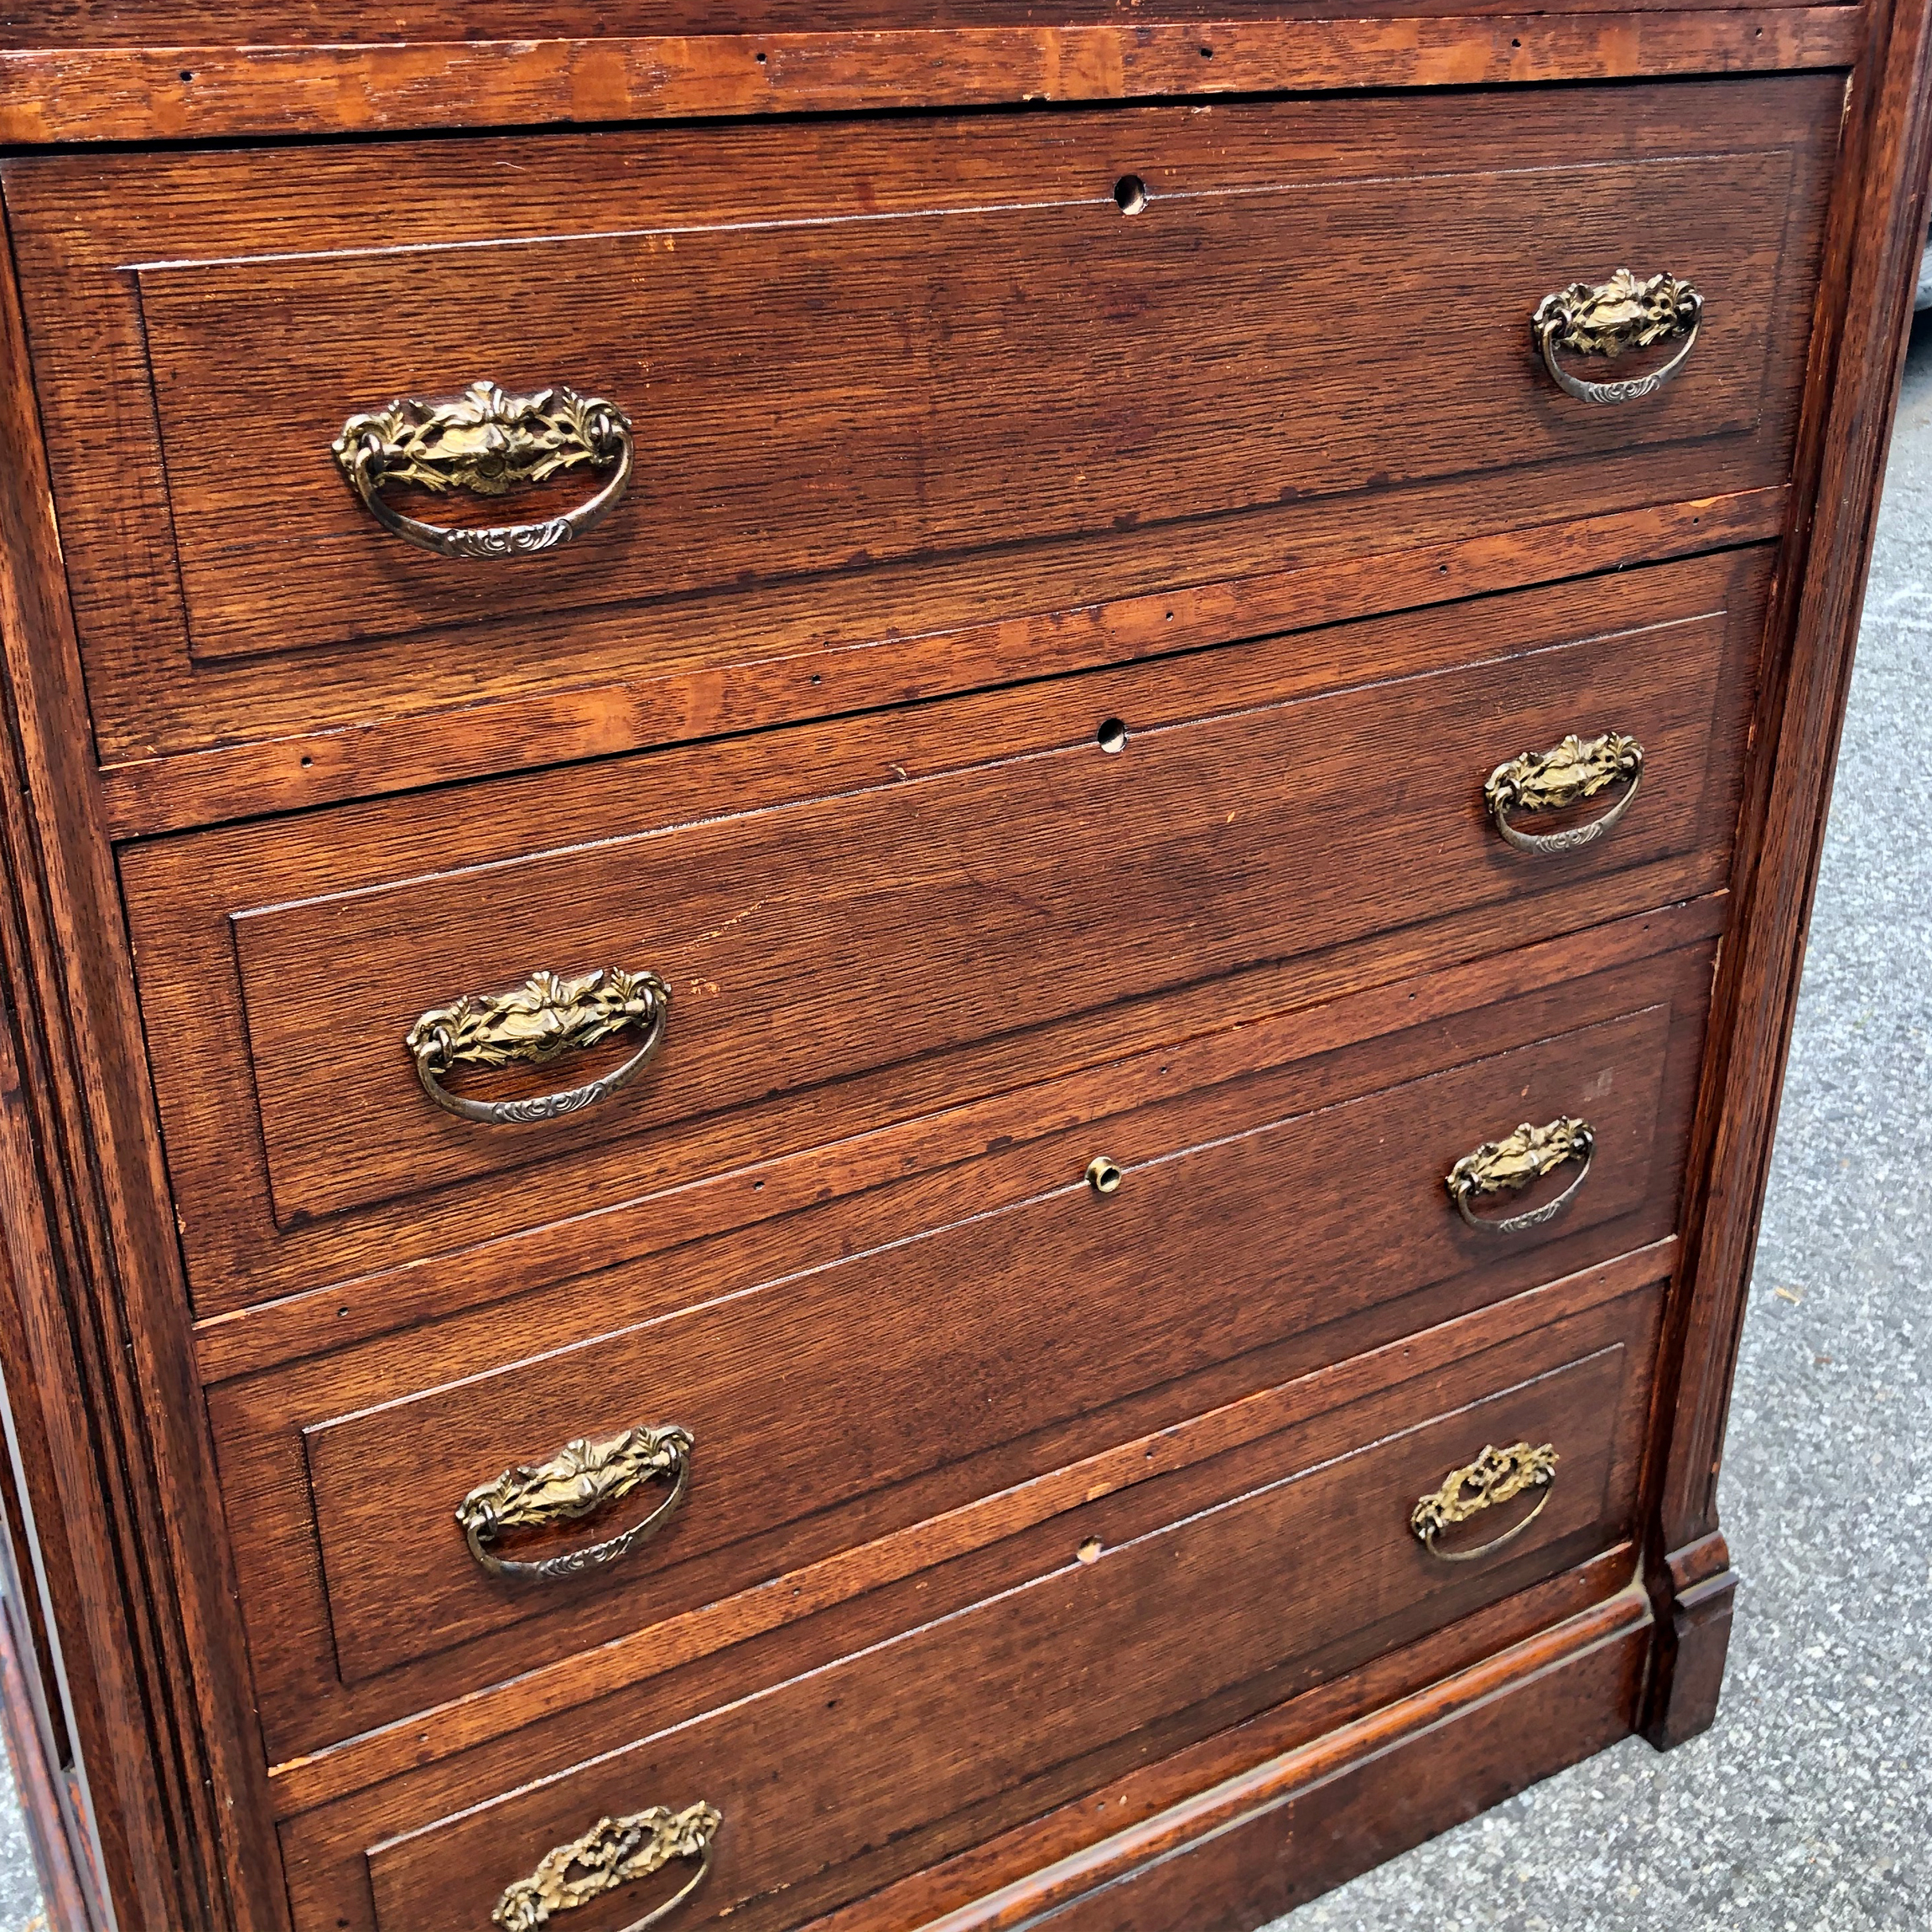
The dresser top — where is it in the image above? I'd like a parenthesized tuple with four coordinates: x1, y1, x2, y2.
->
(0, 0, 1864, 145)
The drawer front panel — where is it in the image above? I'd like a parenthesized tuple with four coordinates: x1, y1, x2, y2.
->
(349, 1280, 1660, 1932)
(123, 552, 1763, 1312)
(5, 78, 1834, 792)
(213, 937, 1710, 1759)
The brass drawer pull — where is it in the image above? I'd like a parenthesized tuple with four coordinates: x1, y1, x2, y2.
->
(1446, 1116, 1593, 1233)
(1533, 268, 1702, 404)
(494, 1800, 720, 1932)
(406, 966, 669, 1126)
(457, 1424, 693, 1582)
(1485, 730, 1644, 854)
(331, 378, 633, 560)
(1410, 1441, 1559, 1563)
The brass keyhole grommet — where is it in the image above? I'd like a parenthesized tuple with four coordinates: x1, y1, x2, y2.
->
(1086, 1155, 1124, 1197)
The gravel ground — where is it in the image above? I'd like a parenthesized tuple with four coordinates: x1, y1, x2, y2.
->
(0, 330, 1924, 1932)
(1274, 312, 1932, 1932)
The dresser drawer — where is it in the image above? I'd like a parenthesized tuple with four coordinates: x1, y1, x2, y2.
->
(7, 76, 1833, 808)
(213, 934, 1709, 1760)
(124, 551, 1762, 1314)
(284, 1270, 1661, 1932)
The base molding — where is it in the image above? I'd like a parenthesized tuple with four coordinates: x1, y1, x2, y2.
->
(1642, 1530, 1738, 1752)
(904, 1586, 1650, 1932)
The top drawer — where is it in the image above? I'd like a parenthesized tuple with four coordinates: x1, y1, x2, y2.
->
(4, 75, 1838, 823)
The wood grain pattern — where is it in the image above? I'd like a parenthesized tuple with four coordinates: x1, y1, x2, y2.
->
(0, 198, 288, 1932)
(122, 550, 1767, 1316)
(133, 148, 1784, 665)
(1636, 0, 1932, 1746)
(95, 489, 1785, 839)
(0, 13, 1861, 147)
(0, 5, 1920, 1928)
(797, 1549, 1641, 1932)
(214, 941, 1709, 1762)
(266, 1246, 1671, 1819)
(4, 79, 1835, 823)
(924, 1587, 1650, 1932)
(277, 1278, 1659, 1930)
(192, 896, 1722, 1386)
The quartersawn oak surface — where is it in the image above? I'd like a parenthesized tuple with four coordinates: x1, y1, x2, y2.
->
(0, 0, 1923, 1926)
(276, 1270, 1659, 1931)
(212, 937, 1711, 1762)
(5, 76, 1834, 823)
(121, 548, 1768, 1317)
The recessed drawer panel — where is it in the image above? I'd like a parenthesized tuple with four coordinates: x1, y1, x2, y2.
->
(123, 550, 1762, 1313)
(290, 1273, 1662, 1932)
(4, 76, 1834, 810)
(211, 935, 1709, 1760)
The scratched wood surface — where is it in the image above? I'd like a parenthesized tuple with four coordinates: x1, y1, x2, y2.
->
(210, 938, 1708, 1763)
(274, 1275, 1659, 1932)
(4, 77, 1835, 828)
(120, 550, 1766, 1317)
(0, 2, 1922, 1928)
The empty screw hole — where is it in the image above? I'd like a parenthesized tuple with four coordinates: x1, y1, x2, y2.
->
(756, 49, 767, 61)
(1113, 174, 1148, 216)
(809, 673, 822, 685)
(179, 67, 195, 80)
(1199, 43, 1213, 56)
(1078, 1537, 1104, 1564)
(1511, 36, 1521, 46)
(299, 754, 313, 766)
(1097, 716, 1129, 754)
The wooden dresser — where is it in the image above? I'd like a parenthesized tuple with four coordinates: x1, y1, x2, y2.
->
(0, 8, 1926, 1931)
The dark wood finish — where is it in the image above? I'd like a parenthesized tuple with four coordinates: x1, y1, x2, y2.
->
(0, 199, 287, 1932)
(0, 6, 1924, 1930)
(96, 489, 1785, 839)
(0, 14, 1860, 147)
(910, 1590, 1651, 1932)
(1642, 1529, 1737, 1748)
(216, 940, 1709, 1760)
(268, 1248, 1670, 1820)
(1638, 0, 1932, 1743)
(5, 80, 1833, 821)
(195, 901, 1720, 1387)
(279, 1274, 1661, 1932)
(124, 551, 1767, 1315)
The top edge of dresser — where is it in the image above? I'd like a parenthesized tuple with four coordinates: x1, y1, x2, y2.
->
(0, 5, 1866, 150)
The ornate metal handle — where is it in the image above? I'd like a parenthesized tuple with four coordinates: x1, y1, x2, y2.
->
(1410, 1441, 1559, 1562)
(406, 967, 669, 1126)
(457, 1424, 693, 1582)
(1446, 1116, 1594, 1233)
(1533, 268, 1703, 404)
(1485, 730, 1644, 854)
(493, 1800, 720, 1932)
(331, 379, 633, 559)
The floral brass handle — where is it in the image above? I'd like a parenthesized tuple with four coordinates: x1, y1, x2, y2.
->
(1410, 1441, 1559, 1562)
(1446, 1116, 1594, 1233)
(406, 967, 669, 1126)
(330, 379, 633, 559)
(457, 1424, 693, 1582)
(1533, 268, 1703, 404)
(1485, 731, 1644, 854)
(493, 1800, 720, 1932)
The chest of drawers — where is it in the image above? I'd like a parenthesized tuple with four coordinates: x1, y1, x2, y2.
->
(0, 8, 1926, 1932)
